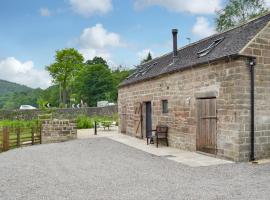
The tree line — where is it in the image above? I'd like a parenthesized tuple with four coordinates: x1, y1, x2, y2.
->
(45, 50, 133, 108)
(0, 54, 133, 110)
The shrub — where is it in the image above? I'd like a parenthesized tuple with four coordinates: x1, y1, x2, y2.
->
(76, 114, 119, 129)
(76, 115, 94, 129)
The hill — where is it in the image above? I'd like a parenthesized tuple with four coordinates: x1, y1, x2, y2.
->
(0, 79, 33, 95)
(0, 80, 59, 110)
(0, 80, 34, 109)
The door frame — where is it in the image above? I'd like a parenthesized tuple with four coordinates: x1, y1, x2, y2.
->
(145, 101, 152, 139)
(196, 97, 217, 155)
(120, 105, 127, 134)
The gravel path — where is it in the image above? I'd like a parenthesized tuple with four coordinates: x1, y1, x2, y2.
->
(0, 138, 269, 200)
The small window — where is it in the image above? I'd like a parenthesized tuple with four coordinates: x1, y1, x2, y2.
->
(162, 100, 168, 113)
(197, 37, 224, 57)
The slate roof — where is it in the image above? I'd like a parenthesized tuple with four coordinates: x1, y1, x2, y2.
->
(120, 13, 270, 87)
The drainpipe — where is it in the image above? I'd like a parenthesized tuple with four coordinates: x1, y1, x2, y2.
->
(248, 57, 256, 161)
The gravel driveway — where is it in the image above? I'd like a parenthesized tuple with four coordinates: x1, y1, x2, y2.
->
(0, 138, 269, 200)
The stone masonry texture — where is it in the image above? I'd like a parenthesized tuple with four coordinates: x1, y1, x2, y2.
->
(0, 106, 117, 120)
(118, 23, 270, 162)
(41, 119, 77, 144)
(119, 57, 250, 161)
(240, 22, 270, 161)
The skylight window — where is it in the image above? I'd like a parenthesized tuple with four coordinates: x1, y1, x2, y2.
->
(129, 62, 158, 78)
(197, 37, 224, 57)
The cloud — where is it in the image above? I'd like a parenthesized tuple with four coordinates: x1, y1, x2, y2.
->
(265, 0, 270, 7)
(76, 24, 124, 65)
(134, 0, 222, 14)
(0, 57, 51, 89)
(79, 24, 123, 49)
(192, 17, 216, 38)
(79, 49, 112, 61)
(137, 49, 154, 61)
(69, 0, 112, 17)
(39, 8, 51, 17)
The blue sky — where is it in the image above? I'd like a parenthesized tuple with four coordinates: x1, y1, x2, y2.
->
(0, 0, 228, 88)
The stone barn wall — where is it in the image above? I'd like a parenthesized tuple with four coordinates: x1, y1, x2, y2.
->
(240, 22, 270, 160)
(118, 57, 252, 161)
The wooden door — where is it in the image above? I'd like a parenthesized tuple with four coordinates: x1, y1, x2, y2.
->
(121, 106, 127, 134)
(134, 102, 143, 138)
(197, 98, 217, 154)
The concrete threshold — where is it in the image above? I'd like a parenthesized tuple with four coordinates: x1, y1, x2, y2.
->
(252, 159, 270, 165)
(77, 128, 233, 167)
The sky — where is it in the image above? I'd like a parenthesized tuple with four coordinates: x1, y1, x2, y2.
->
(0, 0, 254, 89)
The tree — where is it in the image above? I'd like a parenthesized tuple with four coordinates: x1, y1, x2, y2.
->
(75, 63, 114, 107)
(141, 52, 153, 64)
(85, 57, 108, 67)
(216, 0, 268, 32)
(2, 89, 43, 110)
(40, 85, 60, 107)
(111, 68, 133, 101)
(46, 48, 84, 105)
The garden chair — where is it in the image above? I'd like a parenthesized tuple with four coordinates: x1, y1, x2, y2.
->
(148, 125, 168, 148)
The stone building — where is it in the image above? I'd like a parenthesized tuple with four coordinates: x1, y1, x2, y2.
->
(118, 13, 270, 161)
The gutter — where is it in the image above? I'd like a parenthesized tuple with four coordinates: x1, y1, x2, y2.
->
(248, 57, 256, 161)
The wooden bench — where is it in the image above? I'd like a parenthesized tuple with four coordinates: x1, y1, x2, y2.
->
(147, 125, 169, 148)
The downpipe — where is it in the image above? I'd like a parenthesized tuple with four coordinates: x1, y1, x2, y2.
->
(248, 58, 256, 162)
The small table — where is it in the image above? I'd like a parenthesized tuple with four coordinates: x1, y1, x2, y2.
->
(101, 121, 112, 130)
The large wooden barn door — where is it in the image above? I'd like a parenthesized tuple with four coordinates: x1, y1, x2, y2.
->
(197, 98, 217, 154)
(134, 102, 143, 138)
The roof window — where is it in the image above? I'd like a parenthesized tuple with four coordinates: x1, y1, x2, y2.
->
(130, 62, 158, 78)
(197, 37, 224, 57)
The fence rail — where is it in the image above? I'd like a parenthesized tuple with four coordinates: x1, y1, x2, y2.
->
(0, 126, 42, 152)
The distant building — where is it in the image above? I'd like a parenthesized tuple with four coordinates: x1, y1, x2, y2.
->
(97, 101, 116, 107)
(118, 13, 270, 161)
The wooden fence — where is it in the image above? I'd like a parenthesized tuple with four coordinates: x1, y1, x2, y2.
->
(0, 126, 42, 152)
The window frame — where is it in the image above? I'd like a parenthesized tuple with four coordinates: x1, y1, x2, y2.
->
(197, 37, 224, 57)
(162, 99, 169, 114)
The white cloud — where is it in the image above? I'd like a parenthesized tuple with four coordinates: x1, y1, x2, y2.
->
(137, 49, 154, 61)
(39, 8, 51, 17)
(264, 0, 270, 7)
(79, 24, 123, 49)
(0, 57, 51, 89)
(69, 0, 112, 17)
(192, 17, 217, 38)
(76, 24, 124, 66)
(134, 0, 222, 14)
(79, 48, 111, 61)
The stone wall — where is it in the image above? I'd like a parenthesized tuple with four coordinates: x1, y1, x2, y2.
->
(41, 119, 77, 144)
(118, 57, 251, 161)
(0, 105, 118, 120)
(240, 21, 270, 160)
(119, 22, 270, 161)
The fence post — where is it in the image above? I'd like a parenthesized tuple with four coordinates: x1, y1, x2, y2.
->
(16, 127, 20, 147)
(31, 127, 35, 145)
(3, 127, 9, 151)
(94, 121, 97, 135)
